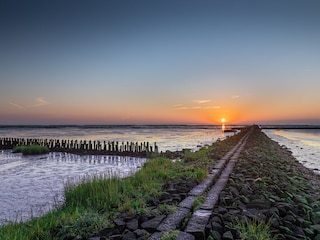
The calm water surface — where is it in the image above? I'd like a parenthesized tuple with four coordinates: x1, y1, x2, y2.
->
(0, 125, 232, 225)
(0, 125, 229, 152)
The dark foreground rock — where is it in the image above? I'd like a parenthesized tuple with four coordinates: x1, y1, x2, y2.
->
(206, 126, 320, 239)
(89, 178, 198, 240)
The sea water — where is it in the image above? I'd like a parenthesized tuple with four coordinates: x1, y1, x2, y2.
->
(263, 128, 320, 174)
(0, 125, 232, 225)
(0, 125, 230, 152)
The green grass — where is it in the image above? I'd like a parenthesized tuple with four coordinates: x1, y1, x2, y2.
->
(13, 145, 49, 155)
(232, 218, 278, 240)
(160, 230, 180, 240)
(192, 195, 206, 210)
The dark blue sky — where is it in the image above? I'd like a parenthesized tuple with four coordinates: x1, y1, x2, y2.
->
(1, 0, 320, 124)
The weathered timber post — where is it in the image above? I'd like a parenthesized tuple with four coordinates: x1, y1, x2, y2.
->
(120, 142, 124, 152)
(154, 142, 158, 153)
(115, 141, 118, 152)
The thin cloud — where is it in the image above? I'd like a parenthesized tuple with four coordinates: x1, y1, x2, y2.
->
(193, 100, 211, 104)
(29, 97, 49, 107)
(204, 106, 221, 109)
(9, 102, 24, 109)
(174, 106, 189, 110)
(231, 95, 240, 99)
(174, 103, 220, 111)
(173, 104, 183, 107)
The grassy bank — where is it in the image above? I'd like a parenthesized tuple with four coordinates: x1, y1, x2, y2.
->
(13, 145, 49, 155)
(0, 129, 245, 240)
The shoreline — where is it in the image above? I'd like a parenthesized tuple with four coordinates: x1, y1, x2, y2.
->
(263, 128, 320, 175)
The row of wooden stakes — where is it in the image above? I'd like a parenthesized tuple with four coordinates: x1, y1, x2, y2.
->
(0, 137, 159, 157)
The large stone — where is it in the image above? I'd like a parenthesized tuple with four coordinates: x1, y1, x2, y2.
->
(284, 214, 296, 223)
(293, 226, 305, 237)
(95, 227, 114, 237)
(192, 174, 216, 195)
(312, 211, 320, 224)
(157, 208, 190, 231)
(247, 199, 271, 210)
(127, 218, 139, 231)
(172, 193, 181, 202)
(141, 215, 166, 233)
(283, 234, 301, 240)
(176, 185, 190, 193)
(217, 207, 227, 214)
(210, 222, 223, 233)
(159, 192, 170, 200)
(222, 231, 234, 240)
(122, 230, 136, 240)
(209, 231, 221, 240)
(279, 226, 294, 235)
(311, 224, 320, 233)
(177, 231, 196, 240)
(114, 218, 126, 232)
(185, 209, 212, 239)
(160, 198, 173, 204)
(134, 229, 149, 238)
(303, 227, 314, 236)
(179, 195, 196, 209)
(147, 232, 161, 240)
(270, 217, 281, 228)
(109, 235, 122, 240)
(138, 214, 149, 224)
(229, 186, 239, 197)
(148, 231, 195, 240)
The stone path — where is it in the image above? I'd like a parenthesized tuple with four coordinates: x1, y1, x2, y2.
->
(148, 127, 253, 239)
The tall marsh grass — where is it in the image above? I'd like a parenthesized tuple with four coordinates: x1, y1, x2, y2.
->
(13, 145, 49, 155)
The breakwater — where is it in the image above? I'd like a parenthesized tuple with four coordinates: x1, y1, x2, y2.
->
(0, 137, 158, 157)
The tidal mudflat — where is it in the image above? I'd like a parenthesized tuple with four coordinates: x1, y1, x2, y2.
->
(0, 151, 146, 225)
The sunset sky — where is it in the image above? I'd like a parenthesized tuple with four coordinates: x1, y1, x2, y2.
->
(1, 0, 320, 125)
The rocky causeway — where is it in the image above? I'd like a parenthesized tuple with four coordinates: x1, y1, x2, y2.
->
(88, 126, 320, 240)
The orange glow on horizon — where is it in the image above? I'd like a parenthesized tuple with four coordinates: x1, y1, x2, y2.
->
(3, 96, 320, 125)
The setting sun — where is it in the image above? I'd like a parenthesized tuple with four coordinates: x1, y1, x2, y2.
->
(221, 118, 226, 123)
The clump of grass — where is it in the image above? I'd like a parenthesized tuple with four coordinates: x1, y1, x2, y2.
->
(55, 209, 113, 239)
(194, 168, 208, 183)
(160, 230, 180, 240)
(13, 145, 49, 155)
(192, 195, 205, 210)
(183, 147, 209, 163)
(232, 218, 278, 240)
